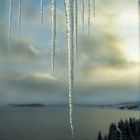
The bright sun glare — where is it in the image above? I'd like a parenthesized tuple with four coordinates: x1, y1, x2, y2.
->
(117, 10, 139, 63)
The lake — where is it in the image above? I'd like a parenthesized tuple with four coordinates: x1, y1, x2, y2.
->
(0, 107, 139, 140)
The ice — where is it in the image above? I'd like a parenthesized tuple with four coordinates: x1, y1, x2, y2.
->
(87, 0, 90, 35)
(8, 0, 13, 46)
(93, 0, 95, 17)
(65, 0, 75, 136)
(18, 0, 22, 36)
(73, 0, 78, 68)
(51, 0, 56, 73)
(81, 0, 85, 34)
(40, 0, 43, 25)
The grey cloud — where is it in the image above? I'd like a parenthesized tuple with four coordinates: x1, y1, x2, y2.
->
(0, 26, 37, 60)
(78, 28, 133, 77)
(0, 26, 40, 81)
(0, 75, 139, 106)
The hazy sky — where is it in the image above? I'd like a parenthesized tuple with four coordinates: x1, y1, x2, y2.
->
(0, 0, 139, 105)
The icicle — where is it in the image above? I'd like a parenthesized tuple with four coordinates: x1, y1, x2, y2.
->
(40, 0, 43, 25)
(8, 0, 12, 46)
(81, 0, 85, 34)
(18, 0, 22, 36)
(87, 0, 90, 35)
(65, 0, 74, 136)
(93, 0, 95, 17)
(51, 0, 56, 73)
(138, 1, 140, 120)
(73, 0, 78, 69)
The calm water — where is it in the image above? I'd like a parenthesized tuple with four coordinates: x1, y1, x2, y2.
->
(0, 107, 139, 140)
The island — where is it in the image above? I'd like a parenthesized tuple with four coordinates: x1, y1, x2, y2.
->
(8, 103, 45, 107)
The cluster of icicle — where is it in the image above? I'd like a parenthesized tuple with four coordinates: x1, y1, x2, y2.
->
(8, 0, 96, 137)
(64, 0, 96, 136)
(8, 0, 22, 47)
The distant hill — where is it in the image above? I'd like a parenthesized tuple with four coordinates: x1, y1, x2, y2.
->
(8, 103, 45, 107)
(96, 101, 140, 111)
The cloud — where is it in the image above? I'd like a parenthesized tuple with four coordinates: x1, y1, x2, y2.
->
(77, 28, 135, 80)
(0, 27, 37, 60)
(0, 26, 41, 82)
(0, 70, 139, 106)
(75, 0, 139, 80)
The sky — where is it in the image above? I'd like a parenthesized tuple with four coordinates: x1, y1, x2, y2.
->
(0, 0, 139, 106)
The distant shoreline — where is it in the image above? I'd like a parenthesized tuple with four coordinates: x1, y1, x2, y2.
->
(3, 101, 140, 111)
(7, 103, 45, 107)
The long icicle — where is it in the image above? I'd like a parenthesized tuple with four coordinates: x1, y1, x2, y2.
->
(93, 0, 95, 17)
(81, 0, 85, 34)
(138, 0, 140, 119)
(73, 0, 78, 69)
(18, 0, 22, 36)
(40, 0, 43, 25)
(65, 0, 74, 136)
(8, 0, 12, 46)
(51, 0, 56, 73)
(87, 0, 90, 35)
